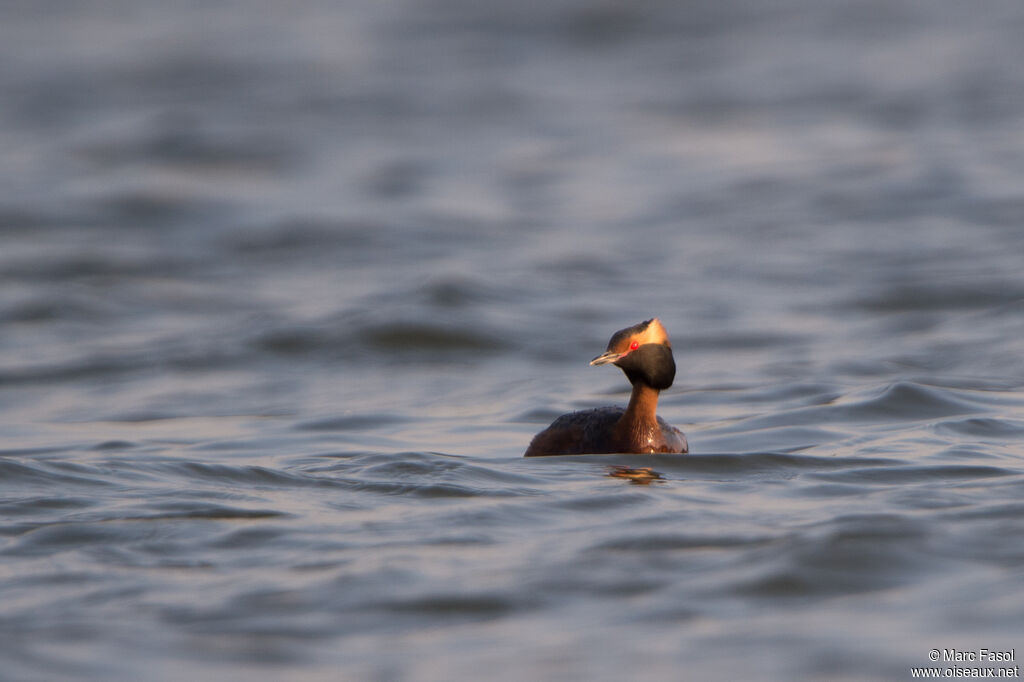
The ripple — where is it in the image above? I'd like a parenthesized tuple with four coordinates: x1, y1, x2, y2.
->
(376, 593, 522, 618)
(551, 490, 657, 512)
(590, 533, 772, 553)
(736, 514, 940, 598)
(705, 381, 988, 437)
(935, 417, 1024, 439)
(80, 118, 296, 173)
(0, 495, 97, 519)
(809, 464, 1015, 485)
(252, 319, 509, 359)
(136, 502, 288, 522)
(0, 460, 113, 488)
(318, 451, 546, 488)
(9, 522, 160, 556)
(223, 217, 384, 257)
(695, 425, 850, 455)
(843, 382, 983, 420)
(361, 322, 509, 354)
(151, 461, 333, 489)
(544, 452, 904, 475)
(207, 526, 290, 550)
(850, 281, 1024, 312)
(294, 414, 416, 432)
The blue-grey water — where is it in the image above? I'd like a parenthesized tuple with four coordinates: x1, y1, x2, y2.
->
(3, 1, 1024, 680)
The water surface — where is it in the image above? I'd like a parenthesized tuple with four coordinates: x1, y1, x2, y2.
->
(3, 1, 1024, 680)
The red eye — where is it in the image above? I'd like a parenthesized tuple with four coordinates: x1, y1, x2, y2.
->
(629, 341, 639, 350)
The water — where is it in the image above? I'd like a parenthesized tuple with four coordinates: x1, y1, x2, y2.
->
(3, 1, 1024, 680)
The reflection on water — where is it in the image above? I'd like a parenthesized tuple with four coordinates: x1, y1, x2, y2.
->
(2, 0, 1024, 680)
(607, 465, 665, 484)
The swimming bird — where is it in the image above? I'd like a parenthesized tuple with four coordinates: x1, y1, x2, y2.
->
(524, 318, 688, 456)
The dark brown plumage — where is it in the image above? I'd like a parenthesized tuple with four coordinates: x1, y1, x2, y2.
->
(524, 318, 688, 457)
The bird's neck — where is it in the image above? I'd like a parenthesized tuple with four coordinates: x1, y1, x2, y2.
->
(623, 382, 660, 424)
(613, 382, 662, 451)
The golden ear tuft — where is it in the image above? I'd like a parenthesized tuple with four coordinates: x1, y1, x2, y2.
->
(640, 318, 670, 347)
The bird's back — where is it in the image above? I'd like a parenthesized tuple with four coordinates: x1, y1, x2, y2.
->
(524, 407, 686, 456)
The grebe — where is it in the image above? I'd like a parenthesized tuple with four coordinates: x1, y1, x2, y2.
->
(524, 318, 688, 456)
